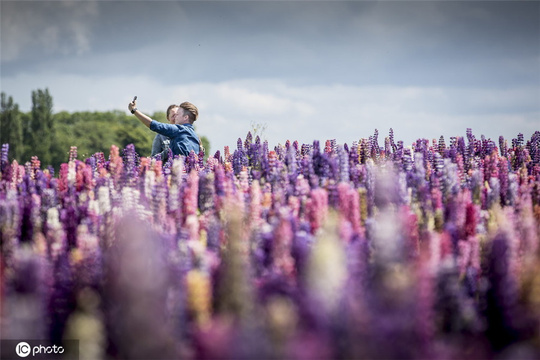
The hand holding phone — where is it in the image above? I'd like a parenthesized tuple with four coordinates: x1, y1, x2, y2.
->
(129, 96, 138, 113)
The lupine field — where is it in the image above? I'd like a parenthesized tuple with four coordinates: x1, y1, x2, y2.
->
(1, 128, 540, 360)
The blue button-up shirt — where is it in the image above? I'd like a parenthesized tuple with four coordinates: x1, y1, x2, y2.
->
(149, 121, 200, 156)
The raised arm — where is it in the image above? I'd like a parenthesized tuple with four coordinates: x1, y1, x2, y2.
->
(128, 98, 152, 128)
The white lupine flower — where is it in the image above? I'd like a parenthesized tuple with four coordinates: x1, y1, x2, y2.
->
(97, 186, 111, 214)
(47, 207, 61, 230)
(67, 160, 76, 186)
(144, 170, 155, 200)
(307, 211, 347, 315)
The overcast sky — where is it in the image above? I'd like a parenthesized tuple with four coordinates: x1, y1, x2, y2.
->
(1, 0, 539, 155)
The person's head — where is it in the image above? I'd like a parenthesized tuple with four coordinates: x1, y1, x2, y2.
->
(166, 104, 179, 123)
(174, 102, 199, 125)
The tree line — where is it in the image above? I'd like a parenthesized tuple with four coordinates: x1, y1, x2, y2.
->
(0, 89, 210, 172)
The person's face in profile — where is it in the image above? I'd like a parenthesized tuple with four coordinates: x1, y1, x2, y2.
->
(167, 107, 178, 123)
(174, 108, 189, 125)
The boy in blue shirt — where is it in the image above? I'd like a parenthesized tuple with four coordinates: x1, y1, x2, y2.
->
(128, 99, 201, 157)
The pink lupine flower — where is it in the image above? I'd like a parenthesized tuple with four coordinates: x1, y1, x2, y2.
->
(69, 146, 78, 162)
(224, 145, 231, 162)
(306, 187, 328, 234)
(238, 168, 249, 194)
(58, 163, 69, 193)
(30, 156, 40, 179)
(468, 234, 481, 274)
(11, 160, 25, 189)
(272, 209, 296, 280)
(413, 256, 435, 358)
(294, 174, 310, 198)
(401, 205, 420, 258)
(183, 170, 199, 218)
(484, 149, 500, 182)
(464, 202, 479, 238)
(338, 216, 353, 244)
(108, 145, 123, 187)
(457, 240, 472, 278)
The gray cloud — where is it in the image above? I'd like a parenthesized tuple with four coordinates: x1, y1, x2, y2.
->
(3, 1, 538, 87)
(1, 0, 99, 61)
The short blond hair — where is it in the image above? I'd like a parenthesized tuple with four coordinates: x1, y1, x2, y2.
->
(179, 102, 198, 123)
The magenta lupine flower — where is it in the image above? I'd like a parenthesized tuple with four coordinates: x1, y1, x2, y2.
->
(75, 161, 94, 192)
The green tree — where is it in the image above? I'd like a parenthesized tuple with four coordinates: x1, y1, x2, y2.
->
(200, 135, 211, 158)
(0, 92, 23, 161)
(28, 88, 54, 166)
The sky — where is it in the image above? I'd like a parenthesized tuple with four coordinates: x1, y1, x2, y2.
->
(1, 0, 539, 155)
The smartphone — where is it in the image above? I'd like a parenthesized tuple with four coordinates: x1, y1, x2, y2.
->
(133, 96, 137, 101)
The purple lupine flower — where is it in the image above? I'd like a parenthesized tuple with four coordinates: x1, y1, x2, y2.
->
(434, 263, 484, 347)
(370, 129, 379, 160)
(497, 156, 510, 205)
(48, 252, 77, 343)
(198, 146, 205, 169)
(481, 229, 532, 352)
(327, 180, 339, 209)
(285, 146, 299, 185)
(198, 170, 215, 214)
(3, 248, 51, 340)
(185, 150, 199, 174)
(529, 131, 540, 167)
(337, 145, 349, 183)
(103, 214, 178, 359)
(402, 148, 413, 173)
(487, 177, 501, 209)
(441, 159, 459, 203)
(1, 143, 8, 167)
(237, 137, 244, 152)
(244, 131, 253, 151)
(121, 144, 138, 186)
